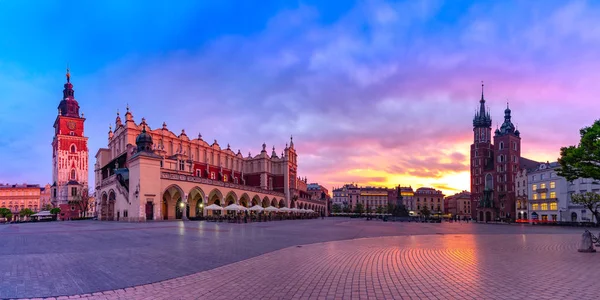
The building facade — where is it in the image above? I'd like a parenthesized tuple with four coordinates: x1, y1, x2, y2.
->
(398, 186, 415, 215)
(332, 184, 354, 209)
(40, 183, 52, 210)
(414, 187, 445, 216)
(526, 162, 566, 223)
(0, 184, 42, 216)
(444, 190, 471, 219)
(515, 168, 529, 221)
(470, 84, 538, 222)
(94, 107, 324, 221)
(566, 177, 600, 223)
(50, 69, 90, 217)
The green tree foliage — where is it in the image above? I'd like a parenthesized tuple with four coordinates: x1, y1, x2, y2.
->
(354, 203, 364, 214)
(332, 204, 342, 213)
(558, 119, 600, 181)
(50, 207, 61, 215)
(558, 119, 600, 223)
(0, 207, 12, 220)
(571, 192, 600, 224)
(19, 208, 35, 218)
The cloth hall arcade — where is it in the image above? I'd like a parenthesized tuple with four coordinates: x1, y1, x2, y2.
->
(95, 107, 326, 221)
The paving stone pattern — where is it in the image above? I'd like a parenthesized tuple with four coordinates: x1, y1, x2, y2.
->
(1, 219, 597, 299)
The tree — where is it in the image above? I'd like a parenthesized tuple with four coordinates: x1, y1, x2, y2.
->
(571, 192, 600, 224)
(332, 204, 342, 213)
(558, 119, 600, 223)
(354, 203, 364, 215)
(0, 207, 12, 221)
(420, 206, 431, 218)
(69, 188, 91, 218)
(375, 206, 384, 214)
(342, 204, 351, 213)
(50, 207, 61, 217)
(19, 208, 35, 220)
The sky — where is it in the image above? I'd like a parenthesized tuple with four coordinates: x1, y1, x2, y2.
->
(0, 0, 598, 196)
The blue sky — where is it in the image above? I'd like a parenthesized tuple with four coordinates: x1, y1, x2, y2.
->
(1, 0, 598, 194)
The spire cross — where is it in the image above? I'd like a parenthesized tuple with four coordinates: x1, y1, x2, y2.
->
(66, 64, 70, 83)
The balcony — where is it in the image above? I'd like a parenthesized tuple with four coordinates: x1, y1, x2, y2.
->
(536, 188, 548, 193)
(528, 197, 557, 204)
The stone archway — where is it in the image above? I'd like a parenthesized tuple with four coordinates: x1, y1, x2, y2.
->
(262, 196, 270, 208)
(162, 185, 184, 220)
(239, 193, 250, 207)
(251, 195, 261, 207)
(207, 189, 223, 207)
(188, 187, 206, 218)
(100, 192, 108, 220)
(224, 191, 237, 206)
(108, 190, 116, 221)
(278, 199, 285, 208)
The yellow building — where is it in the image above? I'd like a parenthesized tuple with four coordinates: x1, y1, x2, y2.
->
(0, 184, 42, 215)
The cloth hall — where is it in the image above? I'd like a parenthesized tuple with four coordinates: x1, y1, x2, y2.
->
(94, 108, 326, 221)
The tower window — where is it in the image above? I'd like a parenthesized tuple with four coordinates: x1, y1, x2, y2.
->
(71, 169, 76, 180)
(499, 142, 504, 150)
(70, 145, 76, 153)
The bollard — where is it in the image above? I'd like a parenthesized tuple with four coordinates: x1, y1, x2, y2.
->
(578, 230, 596, 253)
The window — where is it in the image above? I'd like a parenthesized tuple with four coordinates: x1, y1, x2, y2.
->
(541, 203, 548, 210)
(532, 184, 537, 191)
(196, 170, 201, 177)
(550, 192, 556, 199)
(550, 182, 555, 189)
(533, 194, 538, 200)
(179, 160, 184, 171)
(70, 145, 76, 153)
(210, 172, 215, 180)
(550, 202, 557, 210)
(71, 187, 77, 197)
(223, 175, 228, 182)
(234, 177, 238, 184)
(541, 193, 547, 199)
(540, 183, 546, 189)
(532, 204, 539, 210)
(499, 142, 504, 149)
(71, 169, 76, 180)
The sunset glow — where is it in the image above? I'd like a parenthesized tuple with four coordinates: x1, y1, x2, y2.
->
(0, 0, 595, 195)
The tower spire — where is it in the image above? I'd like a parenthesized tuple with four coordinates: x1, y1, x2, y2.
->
(480, 81, 484, 102)
(66, 65, 70, 83)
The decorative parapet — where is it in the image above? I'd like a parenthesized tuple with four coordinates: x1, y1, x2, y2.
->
(161, 171, 285, 197)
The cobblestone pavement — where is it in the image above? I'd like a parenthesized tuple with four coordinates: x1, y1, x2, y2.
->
(1, 219, 596, 299)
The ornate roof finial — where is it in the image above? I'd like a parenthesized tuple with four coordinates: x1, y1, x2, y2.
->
(126, 103, 130, 112)
(480, 81, 484, 102)
(66, 65, 70, 83)
(227, 143, 231, 149)
(162, 122, 167, 129)
(81, 111, 84, 118)
(198, 133, 202, 140)
(117, 109, 120, 116)
(109, 124, 112, 132)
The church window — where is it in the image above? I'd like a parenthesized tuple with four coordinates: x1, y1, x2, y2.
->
(71, 169, 76, 180)
(223, 175, 228, 182)
(70, 145, 76, 153)
(513, 142, 517, 150)
(499, 142, 504, 150)
(71, 187, 77, 196)
(179, 160, 184, 171)
(196, 170, 201, 177)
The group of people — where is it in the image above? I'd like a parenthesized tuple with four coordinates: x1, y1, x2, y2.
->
(204, 212, 323, 223)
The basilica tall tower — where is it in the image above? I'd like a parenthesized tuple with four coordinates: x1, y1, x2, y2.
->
(51, 68, 89, 206)
(470, 83, 493, 220)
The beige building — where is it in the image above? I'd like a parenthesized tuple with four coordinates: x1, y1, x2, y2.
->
(40, 184, 52, 209)
(414, 187, 445, 216)
(0, 184, 42, 214)
(444, 190, 471, 219)
(94, 106, 324, 221)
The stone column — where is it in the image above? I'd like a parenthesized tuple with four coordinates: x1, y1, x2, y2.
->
(182, 193, 189, 221)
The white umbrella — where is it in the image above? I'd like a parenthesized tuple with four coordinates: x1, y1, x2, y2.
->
(248, 205, 264, 211)
(307, 209, 315, 213)
(299, 209, 308, 213)
(264, 206, 279, 212)
(204, 204, 224, 211)
(279, 207, 292, 213)
(225, 204, 244, 211)
(32, 211, 52, 217)
(290, 208, 299, 213)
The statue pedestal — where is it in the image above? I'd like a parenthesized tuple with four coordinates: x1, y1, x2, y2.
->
(578, 230, 596, 253)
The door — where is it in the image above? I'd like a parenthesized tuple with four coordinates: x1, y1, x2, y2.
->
(145, 202, 154, 221)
